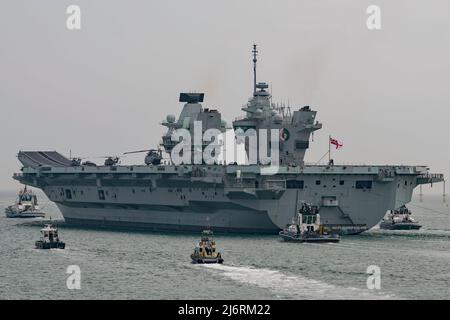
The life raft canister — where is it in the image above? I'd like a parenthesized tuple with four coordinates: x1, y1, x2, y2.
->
(280, 128, 290, 141)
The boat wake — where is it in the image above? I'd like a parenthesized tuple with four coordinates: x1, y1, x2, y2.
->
(199, 264, 397, 300)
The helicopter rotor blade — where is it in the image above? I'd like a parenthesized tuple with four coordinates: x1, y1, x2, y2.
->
(123, 150, 151, 155)
(92, 155, 120, 159)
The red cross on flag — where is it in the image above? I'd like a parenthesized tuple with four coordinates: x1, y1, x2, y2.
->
(329, 137, 343, 149)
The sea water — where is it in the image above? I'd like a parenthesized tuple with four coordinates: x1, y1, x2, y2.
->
(0, 190, 449, 299)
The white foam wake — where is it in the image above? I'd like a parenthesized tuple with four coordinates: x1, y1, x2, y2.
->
(199, 264, 397, 300)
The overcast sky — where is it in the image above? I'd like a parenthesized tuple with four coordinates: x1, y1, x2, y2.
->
(0, 0, 449, 195)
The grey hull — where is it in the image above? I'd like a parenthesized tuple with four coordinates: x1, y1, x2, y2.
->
(191, 256, 224, 264)
(58, 204, 280, 234)
(35, 241, 65, 249)
(279, 231, 340, 243)
(379, 222, 422, 230)
(64, 217, 279, 234)
(5, 207, 45, 219)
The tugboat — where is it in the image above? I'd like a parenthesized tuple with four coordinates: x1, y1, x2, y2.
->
(379, 206, 422, 230)
(279, 202, 340, 243)
(191, 230, 224, 264)
(5, 186, 45, 218)
(35, 224, 65, 249)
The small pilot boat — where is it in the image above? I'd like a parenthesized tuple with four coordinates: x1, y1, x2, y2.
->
(191, 230, 223, 264)
(279, 202, 340, 243)
(35, 224, 65, 249)
(5, 186, 45, 218)
(379, 206, 421, 230)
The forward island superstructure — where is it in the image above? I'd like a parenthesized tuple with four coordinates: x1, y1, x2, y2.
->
(13, 46, 444, 234)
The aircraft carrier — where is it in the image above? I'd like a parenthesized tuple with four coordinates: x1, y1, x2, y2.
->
(13, 46, 444, 234)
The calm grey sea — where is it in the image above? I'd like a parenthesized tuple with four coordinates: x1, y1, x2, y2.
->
(0, 190, 449, 300)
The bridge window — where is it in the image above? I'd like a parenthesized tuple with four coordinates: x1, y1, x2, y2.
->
(98, 190, 105, 200)
(65, 189, 72, 199)
(295, 140, 309, 149)
(355, 181, 372, 189)
(286, 180, 304, 189)
(339, 180, 345, 185)
(315, 180, 321, 185)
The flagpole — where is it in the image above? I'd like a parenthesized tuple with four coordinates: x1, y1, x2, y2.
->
(328, 135, 331, 163)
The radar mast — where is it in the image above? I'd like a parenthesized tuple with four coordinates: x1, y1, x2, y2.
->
(252, 44, 258, 95)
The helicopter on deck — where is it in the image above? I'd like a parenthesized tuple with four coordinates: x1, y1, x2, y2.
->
(69, 156, 98, 167)
(98, 156, 121, 166)
(123, 148, 163, 166)
(70, 157, 82, 166)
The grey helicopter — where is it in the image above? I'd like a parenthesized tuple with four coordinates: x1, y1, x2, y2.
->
(70, 157, 83, 166)
(70, 157, 97, 167)
(123, 148, 162, 166)
(69, 155, 99, 167)
(71, 155, 120, 167)
(103, 156, 120, 166)
(90, 156, 121, 166)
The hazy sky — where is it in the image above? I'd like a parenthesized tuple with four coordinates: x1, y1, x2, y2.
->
(0, 0, 449, 194)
